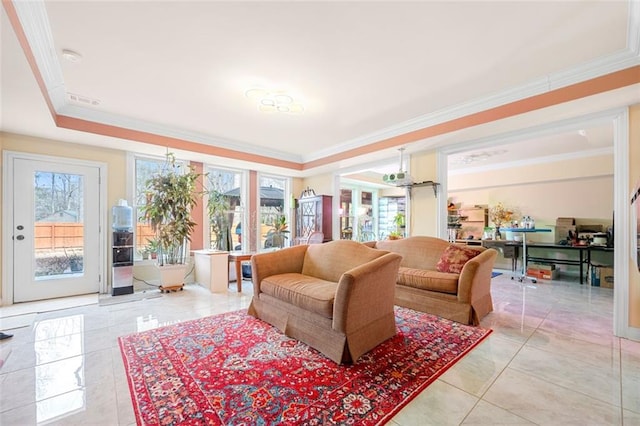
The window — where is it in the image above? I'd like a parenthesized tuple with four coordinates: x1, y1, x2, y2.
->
(133, 155, 187, 259)
(340, 189, 353, 240)
(340, 186, 379, 241)
(379, 196, 406, 239)
(206, 167, 244, 251)
(359, 191, 375, 241)
(258, 175, 289, 250)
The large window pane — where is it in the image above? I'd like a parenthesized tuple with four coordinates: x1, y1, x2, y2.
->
(206, 167, 243, 251)
(259, 175, 287, 250)
(133, 155, 186, 259)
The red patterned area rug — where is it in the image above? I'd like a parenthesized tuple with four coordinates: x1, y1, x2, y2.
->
(119, 307, 491, 425)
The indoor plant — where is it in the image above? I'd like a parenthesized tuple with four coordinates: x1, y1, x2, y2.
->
(141, 153, 203, 287)
(391, 212, 406, 239)
(265, 214, 289, 248)
(138, 246, 151, 261)
(207, 188, 233, 251)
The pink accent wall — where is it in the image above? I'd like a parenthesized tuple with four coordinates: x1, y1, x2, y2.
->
(249, 171, 258, 251)
(191, 162, 205, 251)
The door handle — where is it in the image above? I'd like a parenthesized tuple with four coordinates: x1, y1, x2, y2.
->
(16, 235, 24, 240)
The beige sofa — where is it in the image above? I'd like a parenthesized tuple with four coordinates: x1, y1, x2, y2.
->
(248, 240, 402, 364)
(367, 236, 498, 325)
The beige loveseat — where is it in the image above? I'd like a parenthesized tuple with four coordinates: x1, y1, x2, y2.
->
(367, 236, 498, 325)
(248, 240, 402, 364)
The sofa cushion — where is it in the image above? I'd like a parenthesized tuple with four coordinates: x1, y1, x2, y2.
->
(436, 244, 480, 274)
(260, 273, 338, 318)
(301, 240, 387, 283)
(375, 237, 449, 270)
(397, 267, 459, 294)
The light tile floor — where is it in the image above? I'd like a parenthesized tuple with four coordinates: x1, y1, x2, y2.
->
(0, 272, 638, 425)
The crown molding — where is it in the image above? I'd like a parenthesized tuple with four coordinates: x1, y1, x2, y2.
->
(448, 146, 614, 177)
(12, 0, 302, 164)
(12, 0, 640, 169)
(11, 0, 66, 111)
(306, 50, 639, 164)
(444, 107, 626, 176)
(628, 0, 640, 55)
(57, 103, 303, 163)
(305, 3, 640, 163)
(443, 107, 626, 156)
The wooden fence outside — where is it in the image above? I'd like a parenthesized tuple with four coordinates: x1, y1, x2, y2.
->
(35, 222, 155, 250)
(35, 223, 83, 250)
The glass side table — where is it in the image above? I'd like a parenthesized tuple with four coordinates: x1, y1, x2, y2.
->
(501, 228, 551, 283)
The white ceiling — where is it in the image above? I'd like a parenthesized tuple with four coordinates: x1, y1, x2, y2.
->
(1, 1, 639, 178)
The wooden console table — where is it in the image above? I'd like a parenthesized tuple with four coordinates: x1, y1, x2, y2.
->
(228, 252, 254, 292)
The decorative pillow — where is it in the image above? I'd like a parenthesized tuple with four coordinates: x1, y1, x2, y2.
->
(436, 245, 480, 274)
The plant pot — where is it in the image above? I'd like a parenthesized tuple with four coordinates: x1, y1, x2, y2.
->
(157, 263, 187, 287)
(70, 259, 83, 272)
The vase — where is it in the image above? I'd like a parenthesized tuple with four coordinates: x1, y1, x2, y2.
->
(495, 226, 502, 240)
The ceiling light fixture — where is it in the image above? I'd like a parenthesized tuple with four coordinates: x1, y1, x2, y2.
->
(453, 149, 507, 165)
(61, 49, 82, 63)
(245, 88, 304, 114)
(460, 153, 490, 164)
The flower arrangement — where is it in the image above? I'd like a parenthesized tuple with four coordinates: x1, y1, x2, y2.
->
(488, 203, 516, 227)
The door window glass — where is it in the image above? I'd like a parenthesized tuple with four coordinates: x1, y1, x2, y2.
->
(34, 172, 84, 278)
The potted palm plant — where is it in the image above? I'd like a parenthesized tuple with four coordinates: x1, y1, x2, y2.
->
(141, 153, 202, 290)
(265, 214, 289, 248)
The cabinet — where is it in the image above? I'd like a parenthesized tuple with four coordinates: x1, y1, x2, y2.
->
(457, 207, 488, 240)
(194, 250, 229, 293)
(447, 208, 462, 242)
(296, 195, 333, 243)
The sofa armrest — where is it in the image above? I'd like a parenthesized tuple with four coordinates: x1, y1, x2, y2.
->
(251, 245, 308, 294)
(332, 252, 402, 333)
(457, 248, 498, 303)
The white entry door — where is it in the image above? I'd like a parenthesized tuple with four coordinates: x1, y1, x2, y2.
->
(9, 155, 102, 302)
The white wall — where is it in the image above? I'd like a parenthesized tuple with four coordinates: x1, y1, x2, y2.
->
(449, 175, 614, 243)
(448, 154, 614, 272)
(410, 151, 439, 236)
